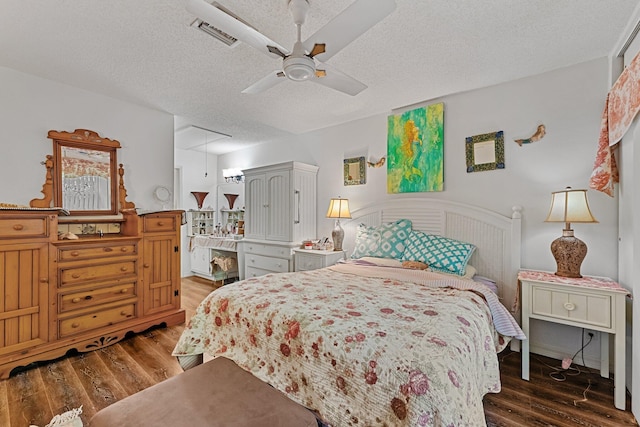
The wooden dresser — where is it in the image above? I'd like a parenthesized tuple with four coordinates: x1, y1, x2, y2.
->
(0, 209, 185, 378)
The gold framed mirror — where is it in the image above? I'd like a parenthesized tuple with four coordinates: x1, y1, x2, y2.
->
(31, 129, 121, 215)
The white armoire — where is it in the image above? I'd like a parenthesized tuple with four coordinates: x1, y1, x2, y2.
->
(238, 161, 318, 279)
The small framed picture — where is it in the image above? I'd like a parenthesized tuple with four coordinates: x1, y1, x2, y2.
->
(465, 131, 505, 173)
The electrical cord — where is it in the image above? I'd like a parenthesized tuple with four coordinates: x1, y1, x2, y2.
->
(533, 329, 594, 382)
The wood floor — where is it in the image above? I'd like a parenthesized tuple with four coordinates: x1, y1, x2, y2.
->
(0, 276, 637, 427)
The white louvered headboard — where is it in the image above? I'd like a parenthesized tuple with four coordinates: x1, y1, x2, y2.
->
(342, 198, 522, 312)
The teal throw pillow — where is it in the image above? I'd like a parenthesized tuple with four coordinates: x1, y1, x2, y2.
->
(351, 219, 412, 259)
(402, 231, 476, 276)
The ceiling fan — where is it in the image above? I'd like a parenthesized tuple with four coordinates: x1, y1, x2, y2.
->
(186, 0, 396, 96)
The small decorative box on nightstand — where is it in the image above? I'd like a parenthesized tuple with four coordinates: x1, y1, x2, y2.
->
(293, 249, 345, 272)
(518, 269, 630, 410)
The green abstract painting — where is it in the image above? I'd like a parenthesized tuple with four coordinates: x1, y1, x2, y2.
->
(387, 102, 444, 193)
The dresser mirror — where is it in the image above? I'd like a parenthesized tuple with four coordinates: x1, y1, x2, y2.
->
(31, 129, 134, 217)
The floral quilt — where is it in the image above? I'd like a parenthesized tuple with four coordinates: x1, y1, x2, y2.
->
(173, 263, 521, 426)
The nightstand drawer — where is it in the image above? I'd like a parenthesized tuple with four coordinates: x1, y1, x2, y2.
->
(295, 253, 324, 271)
(530, 285, 611, 328)
(243, 243, 292, 259)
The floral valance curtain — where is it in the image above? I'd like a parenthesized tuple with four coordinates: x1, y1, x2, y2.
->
(590, 50, 640, 197)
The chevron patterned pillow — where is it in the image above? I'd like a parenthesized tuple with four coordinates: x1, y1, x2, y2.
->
(402, 231, 476, 276)
(351, 219, 412, 259)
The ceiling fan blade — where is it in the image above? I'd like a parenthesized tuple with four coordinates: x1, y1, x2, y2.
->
(308, 43, 326, 58)
(311, 62, 367, 96)
(241, 71, 285, 94)
(187, 0, 289, 59)
(267, 45, 287, 58)
(303, 0, 395, 62)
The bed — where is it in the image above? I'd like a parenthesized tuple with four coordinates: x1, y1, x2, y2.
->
(173, 198, 525, 426)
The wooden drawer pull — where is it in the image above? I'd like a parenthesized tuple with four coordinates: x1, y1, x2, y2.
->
(72, 297, 80, 303)
(121, 247, 128, 252)
(40, 278, 48, 283)
(104, 247, 113, 252)
(12, 224, 24, 231)
(72, 273, 81, 279)
(120, 288, 128, 294)
(120, 267, 128, 272)
(144, 263, 150, 268)
(70, 251, 80, 257)
(71, 322, 80, 328)
(157, 221, 165, 226)
(563, 302, 576, 311)
(120, 311, 128, 316)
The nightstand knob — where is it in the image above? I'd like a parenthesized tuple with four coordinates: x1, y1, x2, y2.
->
(563, 302, 576, 311)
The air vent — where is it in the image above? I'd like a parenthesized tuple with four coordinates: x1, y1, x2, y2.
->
(190, 2, 253, 48)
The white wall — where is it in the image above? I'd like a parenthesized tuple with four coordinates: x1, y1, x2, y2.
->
(218, 57, 621, 368)
(0, 66, 174, 210)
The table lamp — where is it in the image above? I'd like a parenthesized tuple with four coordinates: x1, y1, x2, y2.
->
(326, 197, 351, 251)
(544, 187, 598, 278)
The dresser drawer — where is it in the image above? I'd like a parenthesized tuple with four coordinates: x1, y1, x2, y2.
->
(530, 284, 611, 328)
(245, 253, 289, 273)
(59, 303, 136, 337)
(59, 260, 137, 286)
(58, 242, 138, 261)
(0, 217, 49, 238)
(143, 216, 176, 233)
(243, 242, 292, 258)
(59, 283, 136, 313)
(246, 266, 278, 279)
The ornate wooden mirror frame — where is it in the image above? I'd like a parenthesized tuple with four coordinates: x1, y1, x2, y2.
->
(30, 129, 135, 215)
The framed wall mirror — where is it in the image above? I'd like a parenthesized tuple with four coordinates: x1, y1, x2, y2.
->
(344, 156, 366, 186)
(51, 129, 119, 215)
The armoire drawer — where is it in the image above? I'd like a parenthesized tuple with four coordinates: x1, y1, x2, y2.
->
(57, 242, 138, 261)
(245, 253, 289, 273)
(0, 217, 48, 238)
(59, 283, 136, 313)
(243, 243, 292, 259)
(59, 303, 136, 337)
(143, 216, 176, 233)
(59, 260, 138, 286)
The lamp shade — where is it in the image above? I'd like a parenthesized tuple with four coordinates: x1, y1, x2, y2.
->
(545, 188, 597, 224)
(326, 198, 352, 219)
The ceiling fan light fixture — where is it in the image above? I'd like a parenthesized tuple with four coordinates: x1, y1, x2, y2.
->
(283, 56, 315, 81)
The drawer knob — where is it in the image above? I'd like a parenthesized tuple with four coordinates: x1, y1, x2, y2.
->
(39, 278, 48, 283)
(104, 247, 113, 252)
(157, 221, 165, 226)
(276, 263, 282, 268)
(250, 259, 255, 263)
(563, 302, 576, 311)
(120, 288, 128, 294)
(70, 251, 80, 257)
(120, 267, 128, 272)
(121, 247, 128, 252)
(72, 297, 80, 303)
(12, 224, 24, 231)
(144, 263, 150, 268)
(72, 273, 81, 279)
(71, 322, 80, 328)
(120, 310, 128, 316)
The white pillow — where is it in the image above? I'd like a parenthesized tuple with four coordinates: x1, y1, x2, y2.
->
(357, 257, 403, 268)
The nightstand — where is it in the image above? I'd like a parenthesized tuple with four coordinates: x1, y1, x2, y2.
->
(519, 270, 629, 410)
(293, 249, 345, 272)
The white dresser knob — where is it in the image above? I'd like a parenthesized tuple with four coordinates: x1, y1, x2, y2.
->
(563, 302, 576, 311)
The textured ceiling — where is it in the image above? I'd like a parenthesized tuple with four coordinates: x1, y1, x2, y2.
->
(0, 1, 637, 154)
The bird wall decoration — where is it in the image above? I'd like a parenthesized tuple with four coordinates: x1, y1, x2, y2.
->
(367, 157, 386, 168)
(515, 124, 546, 146)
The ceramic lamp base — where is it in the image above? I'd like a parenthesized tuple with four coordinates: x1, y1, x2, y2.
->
(331, 220, 345, 252)
(550, 230, 587, 278)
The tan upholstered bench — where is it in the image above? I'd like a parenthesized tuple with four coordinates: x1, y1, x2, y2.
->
(88, 356, 318, 427)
